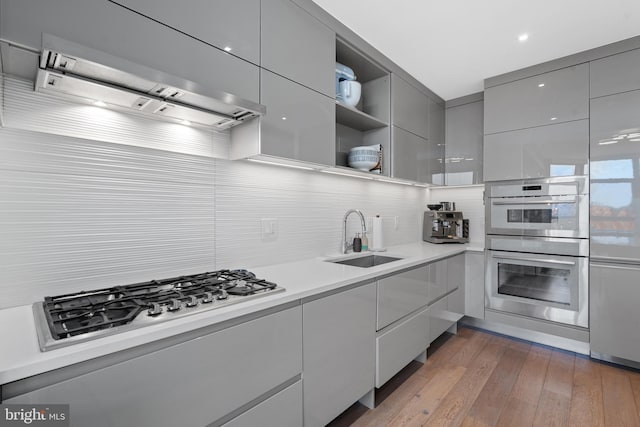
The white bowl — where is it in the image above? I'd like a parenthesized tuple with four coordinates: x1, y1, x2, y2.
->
(348, 154, 378, 171)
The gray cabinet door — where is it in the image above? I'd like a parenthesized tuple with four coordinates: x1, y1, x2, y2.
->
(6, 307, 302, 427)
(591, 48, 640, 98)
(377, 264, 429, 330)
(464, 251, 485, 319)
(0, 0, 259, 102)
(484, 63, 589, 134)
(260, 69, 335, 166)
(428, 98, 445, 185)
(261, 0, 335, 97)
(391, 74, 429, 139)
(392, 126, 435, 183)
(427, 258, 447, 305)
(446, 254, 465, 292)
(445, 100, 484, 185)
(483, 119, 588, 181)
(590, 89, 640, 260)
(590, 262, 640, 364)
(303, 283, 376, 427)
(111, 0, 260, 64)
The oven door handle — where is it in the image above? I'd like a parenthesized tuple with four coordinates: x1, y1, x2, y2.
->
(492, 199, 576, 206)
(492, 255, 576, 266)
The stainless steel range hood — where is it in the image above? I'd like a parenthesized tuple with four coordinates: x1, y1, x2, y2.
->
(33, 34, 265, 129)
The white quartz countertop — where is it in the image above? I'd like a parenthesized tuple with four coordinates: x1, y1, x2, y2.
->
(0, 242, 483, 385)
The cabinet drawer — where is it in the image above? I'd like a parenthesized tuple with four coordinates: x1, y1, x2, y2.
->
(427, 259, 447, 305)
(376, 306, 429, 388)
(591, 48, 640, 98)
(483, 119, 588, 181)
(223, 380, 302, 427)
(6, 307, 302, 427)
(484, 64, 588, 134)
(429, 297, 461, 344)
(377, 264, 429, 329)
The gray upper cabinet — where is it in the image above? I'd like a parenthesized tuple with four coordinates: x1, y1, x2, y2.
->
(231, 69, 335, 166)
(391, 126, 434, 183)
(484, 63, 589, 134)
(484, 119, 588, 181)
(428, 99, 445, 185)
(111, 0, 260, 64)
(391, 74, 429, 139)
(445, 98, 484, 185)
(261, 0, 335, 97)
(591, 48, 640, 98)
(0, 0, 259, 103)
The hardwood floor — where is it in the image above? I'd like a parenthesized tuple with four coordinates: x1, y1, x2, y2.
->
(327, 326, 640, 427)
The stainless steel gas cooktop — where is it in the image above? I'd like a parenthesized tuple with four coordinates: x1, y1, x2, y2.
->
(33, 269, 284, 351)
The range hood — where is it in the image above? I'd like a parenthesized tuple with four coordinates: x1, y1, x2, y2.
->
(33, 34, 265, 129)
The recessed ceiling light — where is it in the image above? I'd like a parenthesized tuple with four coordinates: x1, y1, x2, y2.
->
(281, 117, 287, 120)
(181, 120, 191, 126)
(518, 33, 529, 42)
(93, 100, 107, 107)
(224, 46, 232, 52)
(550, 117, 557, 121)
(538, 83, 545, 87)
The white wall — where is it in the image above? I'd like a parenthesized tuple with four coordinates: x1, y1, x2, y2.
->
(0, 76, 427, 308)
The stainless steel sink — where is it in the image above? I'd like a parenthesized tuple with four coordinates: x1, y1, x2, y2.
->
(330, 255, 403, 268)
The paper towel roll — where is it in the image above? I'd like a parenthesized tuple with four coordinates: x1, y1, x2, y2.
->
(371, 215, 385, 251)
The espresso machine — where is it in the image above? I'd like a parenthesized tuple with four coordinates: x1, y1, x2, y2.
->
(423, 202, 469, 244)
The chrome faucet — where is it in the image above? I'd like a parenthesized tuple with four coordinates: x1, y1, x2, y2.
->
(342, 209, 367, 254)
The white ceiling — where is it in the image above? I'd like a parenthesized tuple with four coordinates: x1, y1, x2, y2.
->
(313, 0, 640, 100)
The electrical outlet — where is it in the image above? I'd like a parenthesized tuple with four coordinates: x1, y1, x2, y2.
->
(261, 218, 278, 240)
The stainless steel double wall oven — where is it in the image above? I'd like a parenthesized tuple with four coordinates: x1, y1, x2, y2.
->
(485, 176, 589, 328)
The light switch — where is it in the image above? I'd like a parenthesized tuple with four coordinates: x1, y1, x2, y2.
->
(261, 218, 278, 240)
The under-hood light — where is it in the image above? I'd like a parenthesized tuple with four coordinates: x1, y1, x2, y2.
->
(93, 100, 107, 107)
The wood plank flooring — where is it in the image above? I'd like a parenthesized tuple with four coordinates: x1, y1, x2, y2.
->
(328, 326, 640, 427)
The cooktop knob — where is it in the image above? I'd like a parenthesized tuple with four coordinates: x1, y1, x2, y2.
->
(167, 298, 182, 312)
(147, 302, 163, 316)
(185, 295, 198, 307)
(217, 289, 229, 300)
(201, 292, 214, 303)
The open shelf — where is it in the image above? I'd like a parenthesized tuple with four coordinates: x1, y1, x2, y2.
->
(335, 38, 390, 175)
(336, 101, 388, 131)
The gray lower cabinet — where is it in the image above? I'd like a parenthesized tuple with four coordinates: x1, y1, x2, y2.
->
(0, 0, 259, 103)
(391, 126, 436, 183)
(464, 251, 485, 319)
(230, 69, 335, 166)
(445, 98, 484, 185)
(590, 262, 640, 365)
(110, 0, 260, 64)
(484, 63, 589, 134)
(426, 258, 448, 305)
(375, 306, 429, 388)
(429, 297, 451, 343)
(261, 0, 335, 97)
(391, 74, 429, 139)
(302, 282, 376, 427)
(483, 119, 589, 181)
(223, 381, 302, 427)
(5, 306, 303, 427)
(590, 48, 640, 98)
(377, 264, 429, 329)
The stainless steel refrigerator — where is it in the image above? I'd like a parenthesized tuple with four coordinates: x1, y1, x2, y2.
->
(589, 89, 640, 368)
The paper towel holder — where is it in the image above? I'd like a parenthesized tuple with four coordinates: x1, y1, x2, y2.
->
(370, 214, 387, 252)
